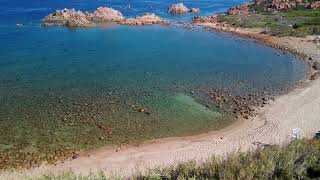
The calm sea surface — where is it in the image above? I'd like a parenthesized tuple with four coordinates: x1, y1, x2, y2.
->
(0, 0, 305, 167)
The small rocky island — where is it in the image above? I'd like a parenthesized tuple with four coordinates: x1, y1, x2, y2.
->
(168, 3, 200, 14)
(42, 2, 203, 27)
(42, 7, 168, 27)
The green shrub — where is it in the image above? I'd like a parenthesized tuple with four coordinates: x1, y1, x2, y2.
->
(218, 9, 320, 37)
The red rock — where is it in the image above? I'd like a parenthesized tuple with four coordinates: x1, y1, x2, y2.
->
(272, 0, 305, 10)
(227, 2, 253, 15)
(311, 1, 320, 9)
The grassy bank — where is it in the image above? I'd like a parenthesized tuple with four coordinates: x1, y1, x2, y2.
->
(33, 139, 320, 179)
(218, 9, 320, 36)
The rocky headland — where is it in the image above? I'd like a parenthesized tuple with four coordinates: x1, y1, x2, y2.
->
(227, 0, 320, 15)
(42, 7, 167, 27)
(168, 3, 200, 14)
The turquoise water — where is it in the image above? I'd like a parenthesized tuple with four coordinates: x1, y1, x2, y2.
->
(0, 25, 305, 144)
(0, 25, 304, 96)
(0, 0, 306, 168)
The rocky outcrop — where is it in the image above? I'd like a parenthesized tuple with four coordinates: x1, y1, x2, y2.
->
(121, 13, 168, 26)
(192, 15, 218, 23)
(253, 0, 269, 4)
(270, 0, 320, 10)
(43, 7, 167, 27)
(168, 3, 200, 14)
(43, 8, 87, 21)
(311, 1, 320, 9)
(190, 8, 201, 13)
(271, 0, 305, 10)
(42, 8, 94, 27)
(227, 2, 253, 15)
(89, 7, 124, 22)
(228, 0, 320, 14)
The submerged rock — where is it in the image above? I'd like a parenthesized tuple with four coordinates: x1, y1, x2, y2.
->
(168, 3, 200, 14)
(121, 13, 168, 26)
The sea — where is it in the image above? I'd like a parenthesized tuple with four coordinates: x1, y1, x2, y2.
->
(0, 0, 305, 168)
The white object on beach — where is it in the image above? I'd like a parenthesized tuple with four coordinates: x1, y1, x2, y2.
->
(291, 128, 304, 139)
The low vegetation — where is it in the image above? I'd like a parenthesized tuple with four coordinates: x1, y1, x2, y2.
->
(33, 139, 320, 180)
(218, 9, 320, 36)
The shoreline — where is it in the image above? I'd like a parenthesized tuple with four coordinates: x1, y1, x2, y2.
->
(197, 22, 319, 78)
(2, 22, 320, 179)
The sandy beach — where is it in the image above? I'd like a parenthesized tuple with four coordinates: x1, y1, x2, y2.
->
(2, 22, 320, 179)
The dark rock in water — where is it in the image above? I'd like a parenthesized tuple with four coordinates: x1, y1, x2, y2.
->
(312, 62, 320, 70)
(207, 88, 274, 119)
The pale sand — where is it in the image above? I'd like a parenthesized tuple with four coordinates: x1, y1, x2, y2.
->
(2, 23, 320, 179)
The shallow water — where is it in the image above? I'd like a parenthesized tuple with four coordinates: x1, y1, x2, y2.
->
(0, 0, 306, 168)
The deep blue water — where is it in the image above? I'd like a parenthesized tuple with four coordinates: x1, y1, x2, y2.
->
(0, 0, 306, 154)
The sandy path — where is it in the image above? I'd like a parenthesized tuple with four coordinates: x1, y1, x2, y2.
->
(2, 24, 320, 179)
